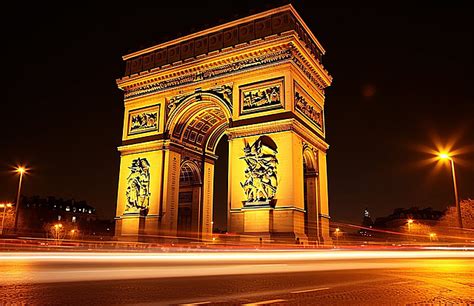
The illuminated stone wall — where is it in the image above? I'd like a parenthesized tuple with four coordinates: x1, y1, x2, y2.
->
(114, 5, 332, 244)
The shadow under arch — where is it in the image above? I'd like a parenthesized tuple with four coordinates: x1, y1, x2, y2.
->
(303, 146, 320, 242)
(177, 159, 202, 238)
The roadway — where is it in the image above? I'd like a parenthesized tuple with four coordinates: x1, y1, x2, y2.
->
(0, 249, 473, 305)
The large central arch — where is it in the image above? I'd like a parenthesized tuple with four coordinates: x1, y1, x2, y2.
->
(167, 93, 231, 239)
(167, 92, 231, 155)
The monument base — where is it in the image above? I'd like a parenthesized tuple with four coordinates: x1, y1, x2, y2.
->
(230, 207, 309, 245)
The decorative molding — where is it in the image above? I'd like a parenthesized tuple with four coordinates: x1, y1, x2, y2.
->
(239, 78, 284, 115)
(228, 119, 329, 152)
(240, 136, 278, 205)
(123, 47, 292, 100)
(294, 82, 324, 131)
(127, 104, 160, 136)
(118, 140, 170, 155)
(167, 84, 233, 117)
(124, 158, 151, 215)
(122, 5, 326, 76)
(122, 42, 329, 102)
(290, 47, 329, 90)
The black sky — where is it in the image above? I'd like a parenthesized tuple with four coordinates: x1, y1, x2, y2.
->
(1, 1, 473, 224)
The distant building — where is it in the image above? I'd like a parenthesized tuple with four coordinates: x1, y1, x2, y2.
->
(17, 196, 112, 237)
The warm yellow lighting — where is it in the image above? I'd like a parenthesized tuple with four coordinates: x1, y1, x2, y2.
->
(71, 230, 76, 233)
(16, 166, 26, 174)
(335, 228, 340, 232)
(438, 153, 450, 160)
(407, 219, 414, 224)
(429, 233, 436, 237)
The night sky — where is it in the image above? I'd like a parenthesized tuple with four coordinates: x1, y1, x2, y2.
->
(2, 1, 473, 226)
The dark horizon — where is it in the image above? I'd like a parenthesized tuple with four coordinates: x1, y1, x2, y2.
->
(1, 1, 473, 225)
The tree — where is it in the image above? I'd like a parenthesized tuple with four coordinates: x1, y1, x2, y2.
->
(438, 199, 474, 229)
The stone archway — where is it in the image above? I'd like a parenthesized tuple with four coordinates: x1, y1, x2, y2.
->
(167, 92, 232, 240)
(177, 160, 201, 238)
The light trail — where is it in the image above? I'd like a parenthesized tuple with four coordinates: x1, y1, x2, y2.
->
(0, 250, 472, 284)
(0, 249, 473, 262)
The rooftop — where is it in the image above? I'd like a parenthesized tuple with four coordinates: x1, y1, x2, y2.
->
(122, 4, 326, 77)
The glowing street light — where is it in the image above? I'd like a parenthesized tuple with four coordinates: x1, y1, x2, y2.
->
(13, 166, 28, 233)
(70, 229, 78, 240)
(437, 152, 463, 229)
(429, 233, 437, 242)
(52, 223, 64, 243)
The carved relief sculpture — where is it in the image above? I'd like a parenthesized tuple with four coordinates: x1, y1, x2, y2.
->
(128, 105, 160, 135)
(240, 137, 278, 205)
(125, 158, 151, 214)
(294, 83, 323, 129)
(240, 78, 284, 114)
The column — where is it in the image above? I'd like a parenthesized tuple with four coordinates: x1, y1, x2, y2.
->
(317, 149, 331, 244)
(200, 160, 214, 240)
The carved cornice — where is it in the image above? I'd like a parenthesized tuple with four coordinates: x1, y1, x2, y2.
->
(118, 140, 170, 155)
(121, 42, 330, 101)
(290, 46, 331, 90)
(227, 118, 329, 151)
(123, 46, 292, 100)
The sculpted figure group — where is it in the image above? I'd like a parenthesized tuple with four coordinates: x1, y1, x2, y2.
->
(240, 137, 278, 204)
(125, 158, 151, 213)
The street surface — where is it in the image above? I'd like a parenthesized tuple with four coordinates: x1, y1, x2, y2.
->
(0, 250, 473, 305)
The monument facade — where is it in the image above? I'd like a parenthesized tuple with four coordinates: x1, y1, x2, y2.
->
(114, 5, 333, 244)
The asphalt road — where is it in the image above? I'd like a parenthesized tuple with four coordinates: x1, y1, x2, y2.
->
(1, 251, 473, 305)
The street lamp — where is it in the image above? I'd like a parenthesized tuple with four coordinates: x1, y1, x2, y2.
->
(429, 233, 437, 242)
(438, 153, 463, 229)
(13, 166, 27, 233)
(52, 223, 64, 242)
(335, 228, 340, 245)
(407, 219, 414, 232)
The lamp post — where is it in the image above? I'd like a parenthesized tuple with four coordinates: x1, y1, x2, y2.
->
(335, 228, 340, 245)
(407, 219, 414, 232)
(438, 153, 463, 229)
(13, 166, 26, 233)
(52, 223, 63, 243)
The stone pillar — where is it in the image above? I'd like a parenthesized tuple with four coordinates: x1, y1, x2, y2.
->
(115, 144, 164, 241)
(159, 149, 181, 237)
(317, 149, 332, 244)
(228, 130, 308, 244)
(200, 160, 214, 240)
